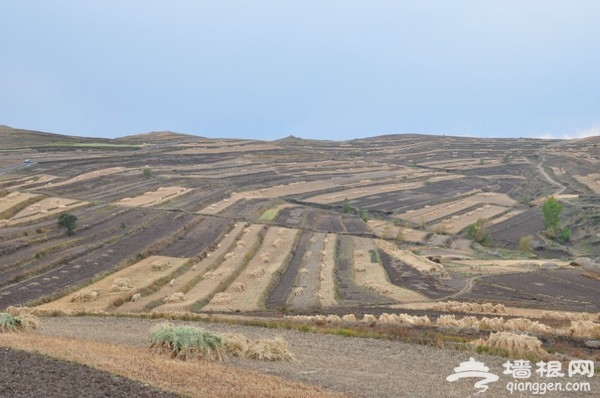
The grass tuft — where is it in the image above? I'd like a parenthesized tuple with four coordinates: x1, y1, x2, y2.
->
(149, 322, 224, 361)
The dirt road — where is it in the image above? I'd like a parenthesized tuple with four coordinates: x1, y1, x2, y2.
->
(34, 316, 599, 397)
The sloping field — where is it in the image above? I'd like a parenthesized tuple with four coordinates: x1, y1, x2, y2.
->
(117, 186, 192, 207)
(0, 191, 39, 213)
(151, 224, 265, 313)
(204, 226, 299, 312)
(396, 192, 516, 226)
(119, 222, 247, 313)
(353, 237, 428, 303)
(3, 197, 87, 225)
(44, 167, 126, 187)
(574, 173, 600, 194)
(36, 256, 187, 312)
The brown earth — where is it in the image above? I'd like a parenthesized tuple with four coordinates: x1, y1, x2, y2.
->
(0, 347, 180, 398)
(22, 316, 600, 398)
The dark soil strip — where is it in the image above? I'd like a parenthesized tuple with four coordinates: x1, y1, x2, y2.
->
(265, 230, 310, 309)
(158, 216, 231, 258)
(0, 212, 195, 307)
(378, 250, 456, 299)
(334, 235, 393, 306)
(0, 347, 180, 398)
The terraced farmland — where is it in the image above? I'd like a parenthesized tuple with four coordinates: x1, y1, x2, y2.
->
(1, 127, 599, 318)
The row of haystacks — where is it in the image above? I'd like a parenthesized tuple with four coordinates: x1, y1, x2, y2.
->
(433, 300, 507, 314)
(149, 322, 294, 362)
(70, 278, 137, 303)
(1, 306, 40, 332)
(284, 312, 600, 339)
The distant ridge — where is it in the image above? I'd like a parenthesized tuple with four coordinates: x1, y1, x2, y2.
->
(0, 125, 114, 148)
(117, 130, 206, 143)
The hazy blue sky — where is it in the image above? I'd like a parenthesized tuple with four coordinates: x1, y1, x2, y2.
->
(1, 1, 599, 140)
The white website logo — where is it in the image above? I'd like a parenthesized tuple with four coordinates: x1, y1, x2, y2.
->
(446, 357, 499, 395)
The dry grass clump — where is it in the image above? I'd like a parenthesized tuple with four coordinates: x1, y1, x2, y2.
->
(355, 264, 367, 272)
(437, 315, 479, 331)
(150, 260, 170, 271)
(542, 311, 599, 322)
(2, 307, 39, 331)
(217, 332, 294, 361)
(260, 253, 271, 263)
(377, 313, 431, 326)
(245, 337, 295, 361)
(398, 313, 432, 327)
(249, 268, 266, 278)
(341, 314, 357, 323)
(211, 293, 232, 305)
(433, 301, 506, 314)
(71, 289, 100, 302)
(220, 332, 250, 357)
(110, 278, 134, 292)
(361, 314, 377, 325)
(477, 331, 549, 360)
(230, 282, 245, 292)
(293, 287, 305, 296)
(164, 292, 186, 303)
(362, 281, 392, 295)
(478, 317, 505, 331)
(149, 322, 224, 361)
(567, 320, 600, 339)
(503, 318, 552, 334)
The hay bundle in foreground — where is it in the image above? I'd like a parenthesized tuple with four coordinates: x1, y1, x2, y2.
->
(567, 320, 600, 339)
(245, 337, 295, 361)
(480, 331, 548, 360)
(149, 322, 224, 361)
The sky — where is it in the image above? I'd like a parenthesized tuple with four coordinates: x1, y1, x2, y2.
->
(1, 1, 599, 141)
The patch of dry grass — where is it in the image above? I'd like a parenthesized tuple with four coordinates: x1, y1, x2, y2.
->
(0, 333, 346, 398)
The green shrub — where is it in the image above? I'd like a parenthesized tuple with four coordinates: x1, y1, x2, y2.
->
(149, 322, 224, 361)
(466, 218, 491, 246)
(0, 313, 23, 332)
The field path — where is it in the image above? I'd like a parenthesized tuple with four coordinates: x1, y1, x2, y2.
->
(537, 153, 566, 196)
(34, 316, 600, 398)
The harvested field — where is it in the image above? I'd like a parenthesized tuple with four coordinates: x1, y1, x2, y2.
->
(0, 191, 40, 214)
(3, 196, 87, 226)
(304, 181, 424, 204)
(117, 186, 192, 207)
(574, 173, 600, 194)
(43, 167, 127, 187)
(334, 235, 396, 306)
(264, 231, 311, 310)
(152, 224, 265, 313)
(352, 237, 428, 303)
(0, 211, 195, 307)
(205, 227, 299, 312)
(489, 209, 544, 250)
(396, 192, 516, 226)
(124, 222, 247, 313)
(314, 214, 346, 233)
(36, 256, 187, 313)
(430, 204, 511, 234)
(459, 268, 600, 312)
(286, 232, 326, 310)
